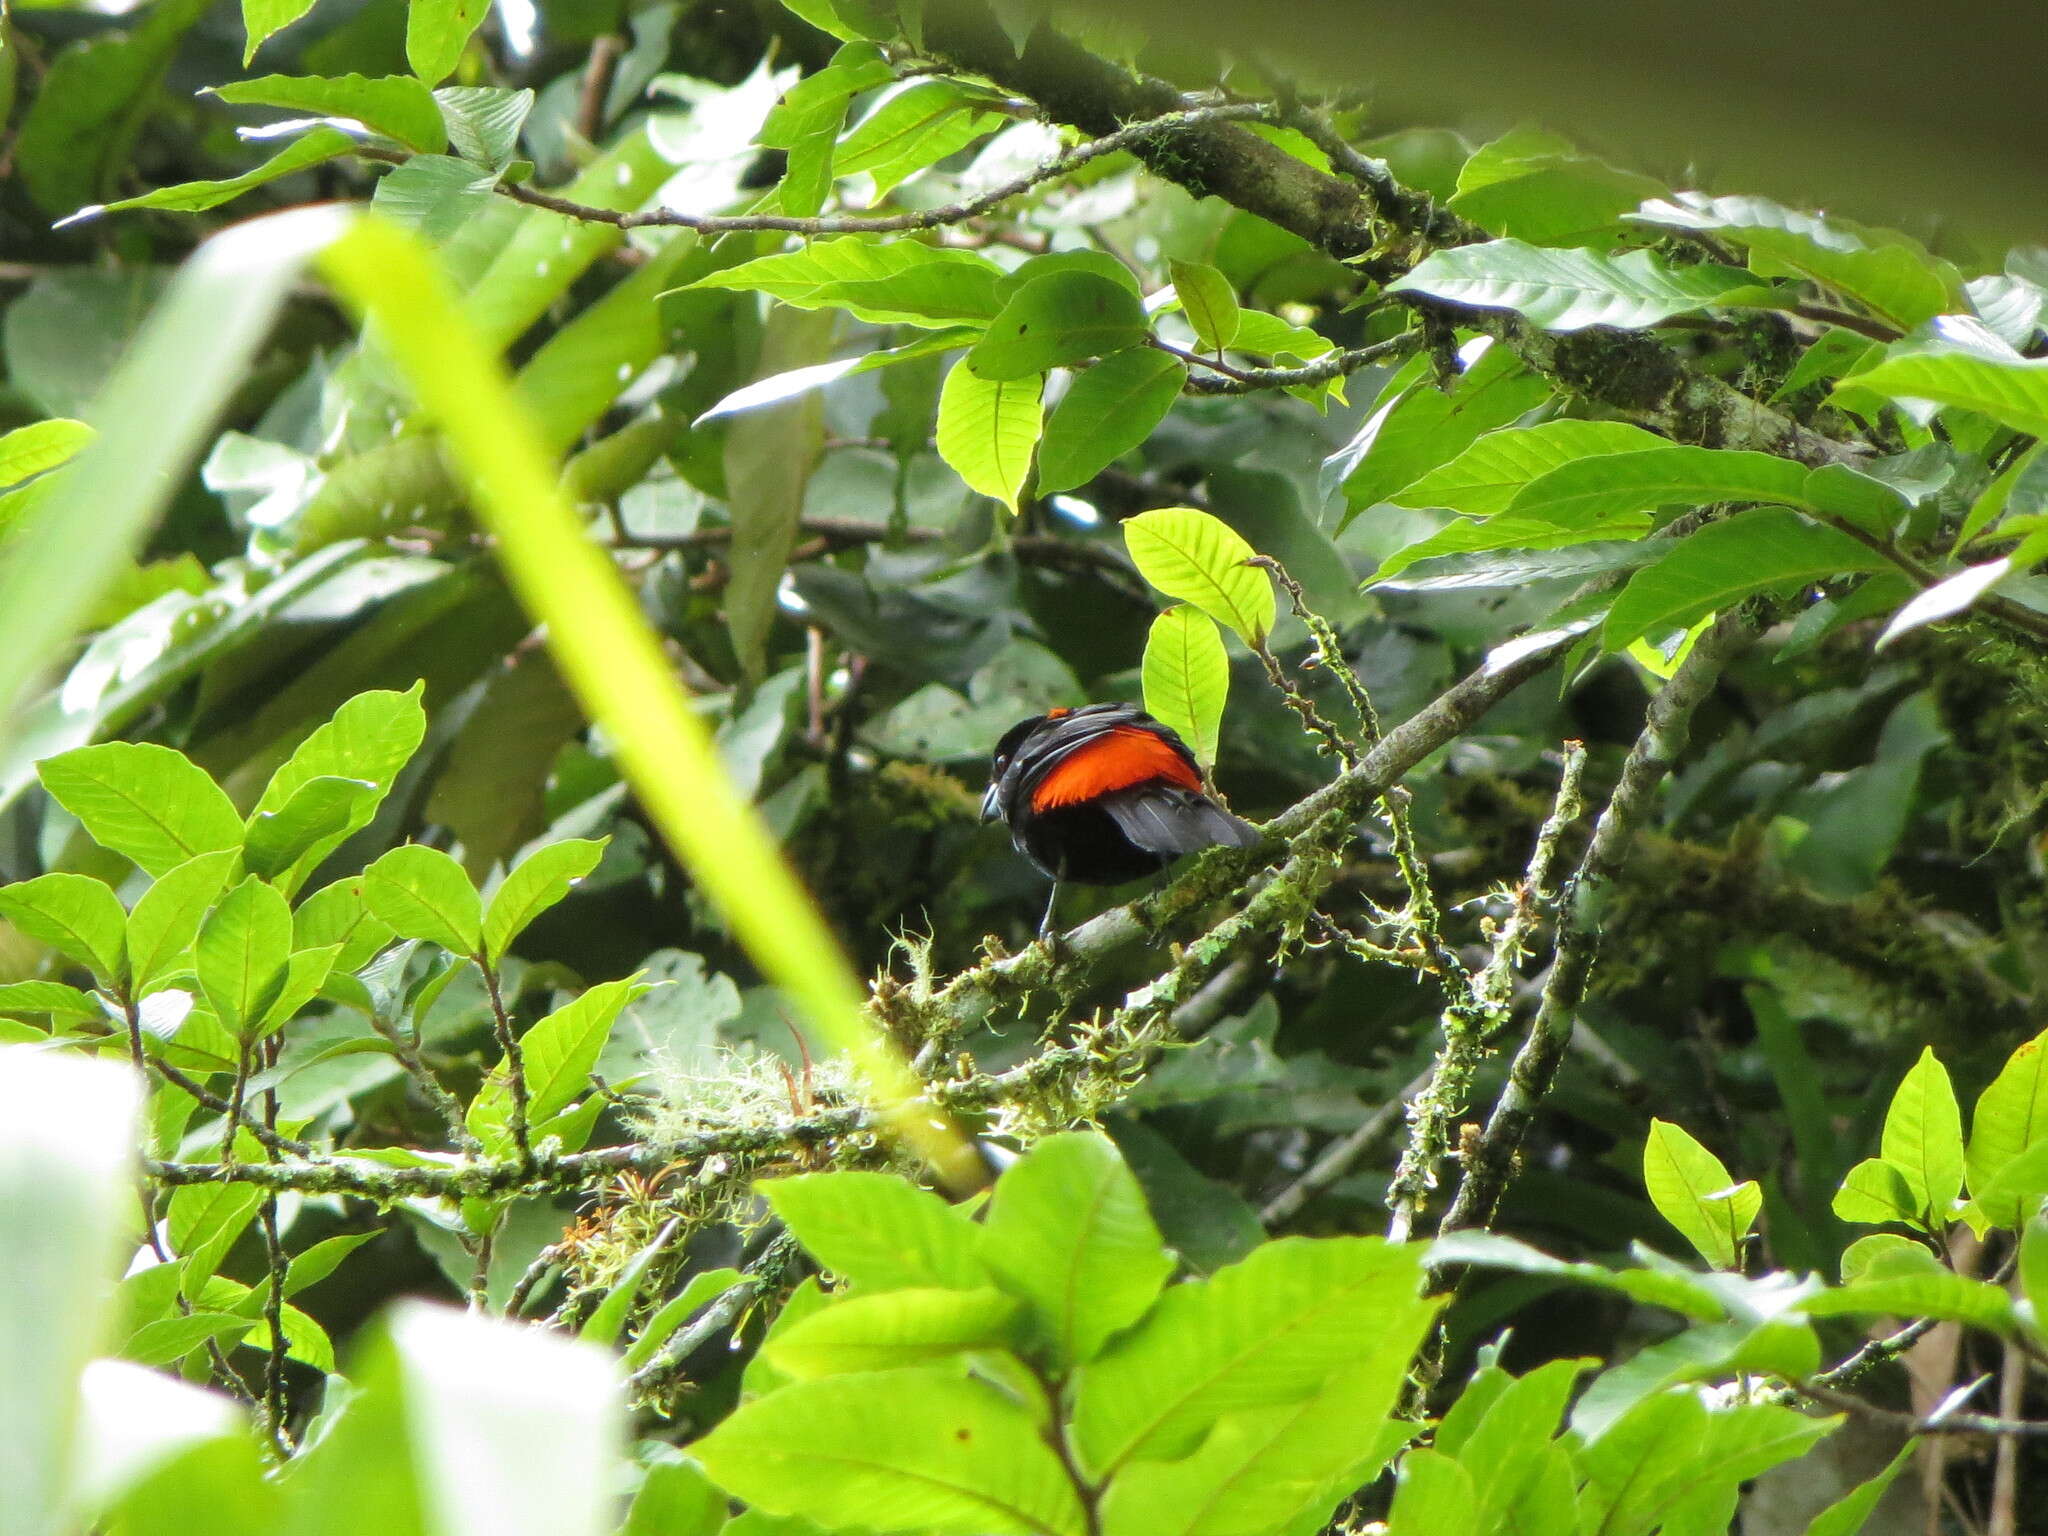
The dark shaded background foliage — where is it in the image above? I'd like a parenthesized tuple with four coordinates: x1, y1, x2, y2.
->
(4, 0, 2047, 1528)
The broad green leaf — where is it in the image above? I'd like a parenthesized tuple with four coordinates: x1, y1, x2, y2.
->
(763, 1287, 1021, 1378)
(1830, 1158, 1922, 1227)
(1603, 508, 1891, 651)
(434, 86, 535, 171)
(0, 980, 100, 1020)
(468, 976, 649, 1145)
(1449, 129, 1665, 245)
(242, 776, 377, 881)
(935, 359, 1042, 512)
(1390, 419, 1667, 516)
(1389, 239, 1767, 330)
(293, 878, 394, 973)
(209, 74, 448, 153)
(1803, 1441, 1917, 1536)
(0, 419, 94, 488)
(620, 1456, 729, 1536)
(966, 273, 1150, 381)
(978, 1132, 1177, 1369)
(1140, 607, 1228, 772)
(38, 741, 243, 877)
(1371, 511, 1652, 585)
(1035, 348, 1184, 493)
(759, 44, 894, 216)
(71, 1358, 257, 1527)
(1569, 1319, 1819, 1444)
(1642, 1119, 1759, 1270)
(1880, 1046, 1965, 1225)
(1846, 321, 2048, 437)
(725, 305, 832, 683)
(250, 685, 427, 893)
(579, 1221, 682, 1350)
(2021, 1216, 2048, 1332)
(0, 871, 127, 982)
(688, 238, 1007, 329)
(250, 943, 339, 1039)
(123, 1312, 254, 1368)
(363, 845, 484, 956)
(1801, 1243, 2014, 1332)
(126, 849, 240, 991)
(1629, 192, 1961, 332)
(623, 1268, 748, 1371)
(1505, 444, 1809, 525)
(1441, 1359, 1589, 1529)
(1373, 539, 1659, 593)
(1426, 1230, 1726, 1319)
(1327, 344, 1552, 517)
(284, 1232, 381, 1297)
(694, 1367, 1087, 1536)
(169, 1181, 263, 1295)
(407, 0, 490, 85)
(1385, 1449, 1478, 1536)
(1969, 1140, 2048, 1233)
(371, 155, 498, 243)
(196, 876, 293, 1038)
(483, 839, 607, 962)
(1122, 507, 1276, 647)
(763, 1172, 991, 1291)
(1169, 260, 1241, 352)
(779, 0, 898, 42)
(1578, 1392, 1836, 1534)
(1966, 1028, 2048, 1206)
(0, 1050, 142, 1536)
(1228, 310, 1333, 363)
(834, 79, 1003, 196)
(1100, 1374, 1406, 1536)
(1070, 1236, 1432, 1477)
(57, 127, 355, 225)
(240, 0, 317, 64)
(694, 328, 980, 425)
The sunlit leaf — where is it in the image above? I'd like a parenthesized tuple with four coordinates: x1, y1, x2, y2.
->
(1641, 1119, 1760, 1270)
(935, 359, 1042, 512)
(1122, 507, 1276, 647)
(1390, 239, 1769, 330)
(1140, 607, 1228, 770)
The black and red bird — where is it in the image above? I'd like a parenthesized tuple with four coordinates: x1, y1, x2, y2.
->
(982, 704, 1259, 928)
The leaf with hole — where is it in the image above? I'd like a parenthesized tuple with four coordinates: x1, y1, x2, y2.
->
(965, 273, 1149, 382)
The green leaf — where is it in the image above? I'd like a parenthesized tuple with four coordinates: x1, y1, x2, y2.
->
(434, 86, 535, 170)
(468, 976, 649, 1146)
(1803, 1441, 1917, 1536)
(250, 943, 339, 1039)
(242, 776, 377, 882)
(57, 127, 356, 225)
(250, 685, 427, 893)
(1642, 1119, 1759, 1270)
(1390, 419, 1668, 516)
(695, 329, 980, 425)
(1505, 444, 1810, 525)
(0, 1052, 142, 1536)
(1967, 1028, 2048, 1206)
(1035, 348, 1184, 494)
(621, 1455, 730, 1536)
(126, 849, 240, 992)
(1373, 539, 1658, 593)
(1229, 310, 1333, 363)
(1603, 508, 1891, 651)
(371, 155, 499, 243)
(763, 1171, 991, 1291)
(625, 1268, 748, 1371)
(169, 1181, 263, 1295)
(1970, 1141, 2048, 1234)
(0, 419, 94, 489)
(38, 741, 243, 878)
(1328, 345, 1552, 518)
(833, 79, 1002, 196)
(579, 1220, 681, 1349)
(123, 1312, 253, 1368)
(407, 0, 491, 85)
(688, 238, 1008, 329)
(1802, 1242, 2014, 1332)
(935, 359, 1042, 513)
(1122, 507, 1276, 648)
(1426, 1230, 1726, 1319)
(240, 0, 318, 64)
(0, 980, 101, 1020)
(0, 871, 127, 982)
(1389, 239, 1768, 330)
(1578, 1392, 1836, 1533)
(1629, 192, 1961, 332)
(1140, 607, 1228, 772)
(1448, 129, 1665, 245)
(196, 877, 293, 1039)
(1876, 559, 2013, 648)
(483, 839, 607, 962)
(1830, 1158, 1922, 1227)
(1070, 1236, 1433, 1477)
(2021, 1215, 2048, 1334)
(760, 45, 894, 216)
(209, 74, 448, 153)
(966, 273, 1150, 382)
(362, 845, 484, 956)
(1385, 1449, 1478, 1536)
(978, 1132, 1177, 1369)
(695, 1366, 1087, 1536)
(283, 1232, 380, 1297)
(1846, 320, 2048, 437)
(763, 1287, 1021, 1379)
(1371, 512, 1652, 586)
(1169, 260, 1241, 353)
(293, 877, 394, 973)
(1881, 1045, 1965, 1226)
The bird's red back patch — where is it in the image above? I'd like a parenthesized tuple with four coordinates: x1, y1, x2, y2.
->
(1029, 725, 1200, 811)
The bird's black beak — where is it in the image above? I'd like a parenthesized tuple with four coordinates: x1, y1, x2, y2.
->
(980, 783, 1002, 823)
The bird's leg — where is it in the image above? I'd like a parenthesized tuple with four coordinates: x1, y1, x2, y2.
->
(1037, 880, 1062, 943)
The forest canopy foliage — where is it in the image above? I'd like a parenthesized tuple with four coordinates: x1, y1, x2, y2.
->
(4, 2, 2048, 1534)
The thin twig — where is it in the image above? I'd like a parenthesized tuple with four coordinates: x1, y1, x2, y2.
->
(479, 959, 532, 1164)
